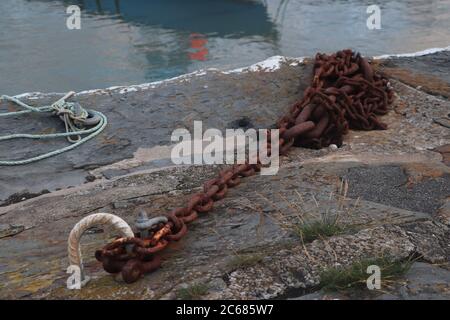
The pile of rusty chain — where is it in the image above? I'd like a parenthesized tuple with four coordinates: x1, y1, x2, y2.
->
(95, 49, 394, 283)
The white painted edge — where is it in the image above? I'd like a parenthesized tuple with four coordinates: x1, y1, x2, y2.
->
(373, 44, 450, 59)
(10, 44, 450, 100)
(11, 55, 305, 100)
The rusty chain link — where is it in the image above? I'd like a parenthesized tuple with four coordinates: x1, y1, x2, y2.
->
(95, 49, 394, 283)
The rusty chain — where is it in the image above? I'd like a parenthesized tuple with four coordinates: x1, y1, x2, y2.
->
(94, 49, 394, 283)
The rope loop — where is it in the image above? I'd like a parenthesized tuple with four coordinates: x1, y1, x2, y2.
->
(0, 92, 107, 165)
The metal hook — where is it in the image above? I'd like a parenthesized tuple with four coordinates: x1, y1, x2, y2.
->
(135, 210, 168, 239)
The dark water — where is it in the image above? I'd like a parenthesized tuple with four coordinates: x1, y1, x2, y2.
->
(1, 0, 449, 95)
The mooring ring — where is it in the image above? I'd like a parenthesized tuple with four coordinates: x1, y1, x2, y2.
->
(82, 110, 102, 126)
(67, 213, 134, 288)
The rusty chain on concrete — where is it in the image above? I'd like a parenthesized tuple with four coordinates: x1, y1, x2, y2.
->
(94, 49, 395, 284)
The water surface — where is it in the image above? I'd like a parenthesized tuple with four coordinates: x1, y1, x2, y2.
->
(1, 0, 449, 94)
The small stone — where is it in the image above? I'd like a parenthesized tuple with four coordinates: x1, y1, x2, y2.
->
(112, 201, 129, 209)
(208, 278, 227, 292)
(85, 175, 96, 182)
(159, 291, 177, 300)
(0, 224, 25, 239)
(329, 144, 338, 151)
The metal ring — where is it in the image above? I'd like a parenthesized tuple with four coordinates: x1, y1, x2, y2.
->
(135, 216, 168, 230)
(67, 213, 134, 287)
(82, 110, 102, 126)
(181, 210, 199, 223)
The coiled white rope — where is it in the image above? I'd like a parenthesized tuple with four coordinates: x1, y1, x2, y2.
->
(0, 92, 107, 165)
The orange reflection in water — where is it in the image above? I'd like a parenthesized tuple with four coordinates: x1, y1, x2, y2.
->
(189, 33, 208, 61)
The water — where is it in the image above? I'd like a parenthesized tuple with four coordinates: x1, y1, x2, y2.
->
(1, 0, 449, 95)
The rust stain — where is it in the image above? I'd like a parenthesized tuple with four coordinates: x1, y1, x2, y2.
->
(100, 135, 119, 145)
(6, 270, 55, 294)
(7, 104, 18, 112)
(376, 65, 450, 99)
(404, 162, 446, 186)
(39, 127, 57, 135)
(435, 144, 450, 167)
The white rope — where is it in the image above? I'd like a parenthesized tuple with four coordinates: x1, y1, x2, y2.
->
(67, 213, 134, 286)
(0, 92, 107, 165)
